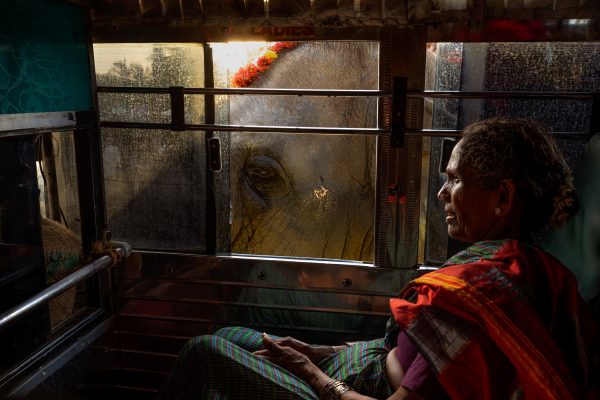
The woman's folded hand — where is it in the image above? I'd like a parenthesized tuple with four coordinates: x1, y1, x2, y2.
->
(254, 334, 335, 364)
(255, 333, 322, 382)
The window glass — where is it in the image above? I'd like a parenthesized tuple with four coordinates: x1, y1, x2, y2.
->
(424, 42, 600, 264)
(212, 41, 379, 262)
(102, 128, 207, 250)
(94, 41, 379, 262)
(94, 44, 207, 250)
(0, 136, 47, 370)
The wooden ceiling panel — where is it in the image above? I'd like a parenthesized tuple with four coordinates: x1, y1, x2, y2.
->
(200, 0, 246, 19)
(268, 0, 311, 18)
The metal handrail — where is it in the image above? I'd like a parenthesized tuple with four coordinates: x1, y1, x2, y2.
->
(0, 247, 125, 332)
(404, 128, 591, 139)
(99, 121, 387, 135)
(96, 86, 594, 100)
(407, 90, 594, 100)
(97, 86, 392, 97)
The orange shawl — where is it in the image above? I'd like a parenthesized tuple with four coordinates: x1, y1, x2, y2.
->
(390, 240, 598, 399)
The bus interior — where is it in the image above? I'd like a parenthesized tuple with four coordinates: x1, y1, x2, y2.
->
(0, 0, 598, 398)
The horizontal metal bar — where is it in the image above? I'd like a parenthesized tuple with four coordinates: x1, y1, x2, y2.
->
(97, 86, 392, 97)
(121, 295, 391, 317)
(100, 121, 389, 135)
(100, 123, 589, 139)
(0, 248, 125, 332)
(0, 124, 89, 139)
(122, 276, 396, 298)
(405, 128, 591, 139)
(408, 90, 594, 100)
(0, 111, 77, 133)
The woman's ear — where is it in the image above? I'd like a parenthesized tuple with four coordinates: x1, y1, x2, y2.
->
(495, 179, 517, 217)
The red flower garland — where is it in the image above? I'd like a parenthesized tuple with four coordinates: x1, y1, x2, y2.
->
(231, 42, 298, 88)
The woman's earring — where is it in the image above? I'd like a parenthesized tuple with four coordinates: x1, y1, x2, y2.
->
(494, 207, 501, 216)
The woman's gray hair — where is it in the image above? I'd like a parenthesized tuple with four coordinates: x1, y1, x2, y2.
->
(458, 117, 578, 233)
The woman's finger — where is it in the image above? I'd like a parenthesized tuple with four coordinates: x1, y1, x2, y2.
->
(262, 333, 284, 354)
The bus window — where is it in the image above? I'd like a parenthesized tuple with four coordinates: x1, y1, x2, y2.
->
(422, 42, 600, 264)
(213, 42, 378, 263)
(94, 41, 393, 265)
(94, 44, 207, 251)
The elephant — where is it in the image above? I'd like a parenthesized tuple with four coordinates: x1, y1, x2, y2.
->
(228, 41, 379, 262)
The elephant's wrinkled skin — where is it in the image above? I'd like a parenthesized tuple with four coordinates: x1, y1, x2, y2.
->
(229, 42, 378, 261)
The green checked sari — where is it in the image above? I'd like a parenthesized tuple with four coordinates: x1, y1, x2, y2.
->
(157, 327, 393, 400)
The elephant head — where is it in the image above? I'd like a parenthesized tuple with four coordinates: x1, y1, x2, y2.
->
(229, 42, 379, 261)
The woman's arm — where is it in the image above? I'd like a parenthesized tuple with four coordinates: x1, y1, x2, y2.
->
(260, 334, 425, 400)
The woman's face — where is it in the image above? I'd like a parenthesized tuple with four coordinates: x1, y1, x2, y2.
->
(437, 141, 498, 243)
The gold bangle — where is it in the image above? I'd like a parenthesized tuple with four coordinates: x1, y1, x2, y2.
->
(320, 379, 351, 400)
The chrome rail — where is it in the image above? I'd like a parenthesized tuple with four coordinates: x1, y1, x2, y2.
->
(99, 121, 388, 135)
(407, 90, 594, 100)
(97, 86, 392, 97)
(0, 247, 125, 332)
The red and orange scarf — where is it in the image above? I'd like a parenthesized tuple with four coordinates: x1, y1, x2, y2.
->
(390, 240, 598, 399)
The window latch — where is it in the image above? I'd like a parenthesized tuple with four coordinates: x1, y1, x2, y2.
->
(207, 137, 221, 172)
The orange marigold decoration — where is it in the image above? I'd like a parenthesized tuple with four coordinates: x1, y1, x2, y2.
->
(231, 42, 299, 88)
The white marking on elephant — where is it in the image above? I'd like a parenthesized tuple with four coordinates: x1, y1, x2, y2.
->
(314, 185, 328, 199)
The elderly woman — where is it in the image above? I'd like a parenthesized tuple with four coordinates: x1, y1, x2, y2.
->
(158, 118, 598, 400)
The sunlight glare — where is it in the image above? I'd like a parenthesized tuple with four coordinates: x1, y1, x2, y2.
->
(210, 42, 271, 74)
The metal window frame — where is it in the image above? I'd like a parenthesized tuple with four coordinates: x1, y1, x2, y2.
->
(94, 41, 400, 267)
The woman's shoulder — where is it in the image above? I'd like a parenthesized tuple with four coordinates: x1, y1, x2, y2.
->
(440, 239, 581, 301)
(443, 239, 513, 267)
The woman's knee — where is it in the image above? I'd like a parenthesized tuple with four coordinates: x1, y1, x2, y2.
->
(213, 326, 247, 338)
(180, 334, 223, 361)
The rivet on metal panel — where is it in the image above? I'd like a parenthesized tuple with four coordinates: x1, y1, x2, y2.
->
(342, 278, 352, 288)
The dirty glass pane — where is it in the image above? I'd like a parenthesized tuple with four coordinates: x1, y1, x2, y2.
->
(212, 41, 378, 262)
(102, 128, 206, 250)
(94, 44, 205, 87)
(424, 42, 600, 264)
(94, 43, 205, 124)
(94, 44, 207, 250)
(98, 93, 171, 123)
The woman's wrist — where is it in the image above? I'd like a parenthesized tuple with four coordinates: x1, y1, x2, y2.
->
(319, 379, 353, 400)
(307, 369, 332, 391)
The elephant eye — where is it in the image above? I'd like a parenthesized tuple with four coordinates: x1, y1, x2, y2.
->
(244, 155, 290, 198)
